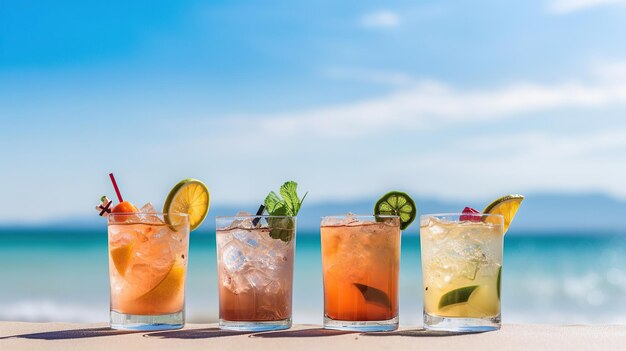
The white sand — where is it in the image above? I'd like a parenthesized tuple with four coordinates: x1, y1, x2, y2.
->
(1, 322, 624, 351)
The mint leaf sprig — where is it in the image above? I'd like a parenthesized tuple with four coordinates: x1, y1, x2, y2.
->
(264, 181, 307, 242)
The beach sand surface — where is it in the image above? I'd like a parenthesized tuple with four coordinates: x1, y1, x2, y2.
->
(1, 322, 625, 350)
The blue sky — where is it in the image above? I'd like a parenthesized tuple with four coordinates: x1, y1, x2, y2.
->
(2, 0, 626, 222)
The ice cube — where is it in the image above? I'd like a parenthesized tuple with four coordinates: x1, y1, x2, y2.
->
(109, 230, 135, 248)
(232, 230, 259, 247)
(359, 222, 386, 235)
(245, 269, 272, 288)
(448, 241, 487, 280)
(226, 219, 244, 229)
(138, 203, 164, 224)
(222, 241, 247, 272)
(140, 202, 157, 213)
(144, 226, 165, 238)
(266, 249, 289, 271)
(216, 232, 233, 249)
(256, 228, 276, 246)
(226, 213, 256, 230)
(239, 218, 257, 229)
(321, 214, 357, 227)
(124, 236, 174, 295)
(221, 272, 232, 288)
(427, 223, 446, 237)
(227, 272, 253, 294)
(265, 281, 281, 295)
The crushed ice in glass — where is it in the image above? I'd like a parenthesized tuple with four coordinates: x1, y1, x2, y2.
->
(222, 242, 247, 272)
(245, 268, 272, 288)
(218, 223, 293, 295)
(138, 203, 164, 224)
(232, 230, 259, 248)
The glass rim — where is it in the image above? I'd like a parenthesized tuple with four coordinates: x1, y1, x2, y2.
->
(216, 215, 296, 220)
(108, 212, 189, 217)
(420, 213, 504, 219)
(320, 214, 400, 219)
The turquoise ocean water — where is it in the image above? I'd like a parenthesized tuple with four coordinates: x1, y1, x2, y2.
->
(2, 228, 626, 325)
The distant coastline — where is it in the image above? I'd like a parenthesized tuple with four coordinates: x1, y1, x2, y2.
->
(2, 192, 626, 234)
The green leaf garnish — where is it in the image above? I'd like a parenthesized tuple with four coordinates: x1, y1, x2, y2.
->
(279, 181, 302, 216)
(264, 191, 283, 214)
(263, 181, 307, 242)
(270, 201, 288, 216)
(438, 285, 479, 309)
(268, 217, 296, 242)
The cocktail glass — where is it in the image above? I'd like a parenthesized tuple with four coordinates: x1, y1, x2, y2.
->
(420, 213, 504, 332)
(320, 215, 401, 332)
(108, 212, 190, 331)
(216, 215, 296, 331)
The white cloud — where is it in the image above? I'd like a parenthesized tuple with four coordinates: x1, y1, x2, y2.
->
(235, 74, 626, 140)
(152, 61, 626, 207)
(593, 61, 626, 81)
(547, 0, 626, 14)
(360, 10, 401, 28)
(400, 129, 626, 199)
(5, 62, 626, 222)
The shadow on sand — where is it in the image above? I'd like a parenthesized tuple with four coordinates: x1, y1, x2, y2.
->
(1, 327, 484, 341)
(361, 329, 486, 337)
(250, 328, 356, 338)
(144, 328, 253, 339)
(0, 327, 140, 340)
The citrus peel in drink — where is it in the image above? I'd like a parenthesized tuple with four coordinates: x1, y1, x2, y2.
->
(137, 264, 186, 303)
(110, 243, 133, 277)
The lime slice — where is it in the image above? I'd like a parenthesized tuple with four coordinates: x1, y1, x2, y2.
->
(482, 194, 524, 234)
(163, 179, 210, 231)
(438, 285, 479, 309)
(374, 191, 417, 230)
(497, 266, 502, 299)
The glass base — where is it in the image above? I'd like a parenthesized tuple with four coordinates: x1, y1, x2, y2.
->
(324, 315, 398, 332)
(110, 310, 184, 331)
(219, 318, 291, 332)
(423, 312, 500, 332)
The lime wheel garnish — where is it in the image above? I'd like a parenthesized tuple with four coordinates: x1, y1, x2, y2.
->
(163, 179, 210, 231)
(374, 191, 417, 230)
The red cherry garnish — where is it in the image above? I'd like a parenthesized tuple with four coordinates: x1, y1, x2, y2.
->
(460, 207, 481, 222)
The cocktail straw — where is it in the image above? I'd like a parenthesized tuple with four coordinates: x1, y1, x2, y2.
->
(109, 173, 124, 203)
(252, 205, 265, 226)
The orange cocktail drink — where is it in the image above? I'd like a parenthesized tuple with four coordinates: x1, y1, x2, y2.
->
(108, 212, 190, 330)
(321, 215, 400, 331)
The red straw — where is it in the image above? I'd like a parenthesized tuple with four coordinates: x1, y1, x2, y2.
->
(109, 173, 124, 203)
